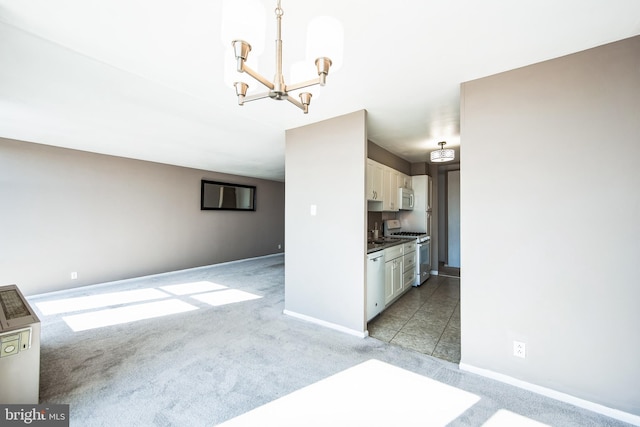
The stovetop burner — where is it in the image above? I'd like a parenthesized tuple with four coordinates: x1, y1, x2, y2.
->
(391, 231, 427, 237)
(383, 219, 429, 243)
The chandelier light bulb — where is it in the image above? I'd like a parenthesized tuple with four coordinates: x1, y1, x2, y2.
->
(220, 0, 265, 55)
(307, 16, 344, 72)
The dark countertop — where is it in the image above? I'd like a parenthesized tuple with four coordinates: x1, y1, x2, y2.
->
(367, 237, 413, 254)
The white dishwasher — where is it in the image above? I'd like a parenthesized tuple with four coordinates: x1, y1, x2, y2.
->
(366, 251, 385, 322)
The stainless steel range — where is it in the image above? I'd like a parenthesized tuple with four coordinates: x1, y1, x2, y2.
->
(383, 220, 431, 285)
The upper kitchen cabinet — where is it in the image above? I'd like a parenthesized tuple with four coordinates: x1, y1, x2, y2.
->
(383, 167, 400, 212)
(400, 174, 412, 190)
(366, 159, 384, 203)
(367, 158, 409, 212)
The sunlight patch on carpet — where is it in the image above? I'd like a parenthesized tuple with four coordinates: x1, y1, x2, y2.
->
(217, 359, 480, 427)
(482, 409, 550, 426)
(35, 288, 171, 315)
(62, 299, 198, 331)
(191, 289, 261, 307)
(160, 281, 227, 295)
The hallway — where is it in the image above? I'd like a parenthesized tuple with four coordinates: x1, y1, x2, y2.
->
(367, 275, 460, 363)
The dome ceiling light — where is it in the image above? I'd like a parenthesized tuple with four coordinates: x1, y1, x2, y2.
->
(430, 141, 455, 163)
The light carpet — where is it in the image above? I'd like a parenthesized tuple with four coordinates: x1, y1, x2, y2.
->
(27, 255, 632, 426)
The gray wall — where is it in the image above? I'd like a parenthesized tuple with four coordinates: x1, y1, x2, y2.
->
(0, 137, 285, 296)
(460, 36, 640, 416)
(285, 111, 367, 335)
(367, 140, 411, 175)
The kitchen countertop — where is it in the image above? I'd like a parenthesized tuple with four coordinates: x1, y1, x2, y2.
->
(367, 237, 413, 254)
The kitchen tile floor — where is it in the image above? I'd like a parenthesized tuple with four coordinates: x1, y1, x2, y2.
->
(367, 274, 460, 363)
(438, 261, 460, 278)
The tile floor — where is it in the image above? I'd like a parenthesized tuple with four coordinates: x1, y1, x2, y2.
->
(367, 274, 461, 363)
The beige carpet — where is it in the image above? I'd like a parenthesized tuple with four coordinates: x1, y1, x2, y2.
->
(27, 255, 630, 427)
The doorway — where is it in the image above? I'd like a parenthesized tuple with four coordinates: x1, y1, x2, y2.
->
(367, 163, 461, 363)
(437, 167, 461, 275)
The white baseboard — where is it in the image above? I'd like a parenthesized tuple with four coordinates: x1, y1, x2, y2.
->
(30, 253, 284, 298)
(459, 363, 640, 426)
(283, 310, 368, 338)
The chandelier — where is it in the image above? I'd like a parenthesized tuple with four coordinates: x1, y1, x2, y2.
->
(231, 0, 333, 114)
(430, 141, 455, 162)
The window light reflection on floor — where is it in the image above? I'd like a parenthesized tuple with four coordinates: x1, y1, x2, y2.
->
(218, 359, 480, 427)
(160, 281, 228, 295)
(62, 299, 198, 332)
(191, 289, 262, 307)
(482, 409, 550, 426)
(35, 288, 171, 315)
(40, 280, 261, 332)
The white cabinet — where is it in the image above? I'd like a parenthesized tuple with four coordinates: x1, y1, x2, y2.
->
(399, 173, 412, 190)
(403, 241, 417, 288)
(366, 159, 384, 202)
(384, 257, 401, 304)
(374, 241, 416, 314)
(384, 244, 404, 304)
(383, 167, 400, 212)
(367, 252, 385, 321)
(367, 158, 410, 213)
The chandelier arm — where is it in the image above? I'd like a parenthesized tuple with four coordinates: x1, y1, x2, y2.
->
(241, 91, 272, 103)
(285, 78, 322, 93)
(230, 0, 333, 114)
(285, 95, 307, 113)
(239, 63, 275, 90)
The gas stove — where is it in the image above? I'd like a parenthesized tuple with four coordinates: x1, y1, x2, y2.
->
(387, 231, 430, 243)
(382, 219, 432, 285)
(383, 220, 430, 243)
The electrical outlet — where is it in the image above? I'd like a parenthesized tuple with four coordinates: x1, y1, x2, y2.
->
(513, 341, 526, 358)
(70, 272, 78, 280)
(278, 244, 282, 249)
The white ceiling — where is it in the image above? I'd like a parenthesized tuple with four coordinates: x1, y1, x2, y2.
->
(1, 1, 639, 181)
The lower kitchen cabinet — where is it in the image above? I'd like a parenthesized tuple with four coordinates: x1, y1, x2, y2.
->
(384, 260, 396, 304)
(384, 244, 405, 305)
(403, 241, 417, 288)
(367, 241, 415, 323)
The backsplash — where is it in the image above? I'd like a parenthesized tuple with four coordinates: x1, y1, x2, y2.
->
(367, 211, 398, 236)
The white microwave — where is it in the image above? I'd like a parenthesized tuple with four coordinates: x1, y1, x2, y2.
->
(399, 188, 414, 210)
